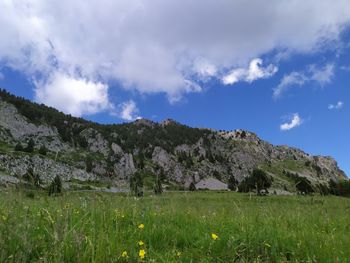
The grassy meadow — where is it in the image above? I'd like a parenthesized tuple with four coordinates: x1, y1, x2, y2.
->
(0, 190, 350, 262)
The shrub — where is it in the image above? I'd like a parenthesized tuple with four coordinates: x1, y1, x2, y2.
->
(39, 145, 47, 155)
(14, 143, 23, 151)
(24, 139, 35, 153)
(48, 175, 63, 196)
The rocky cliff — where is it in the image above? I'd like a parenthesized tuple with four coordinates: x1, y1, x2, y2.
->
(0, 89, 347, 192)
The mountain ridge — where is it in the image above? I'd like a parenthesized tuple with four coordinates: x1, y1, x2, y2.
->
(0, 88, 347, 192)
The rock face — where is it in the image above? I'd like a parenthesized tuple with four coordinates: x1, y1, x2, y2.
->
(0, 90, 347, 191)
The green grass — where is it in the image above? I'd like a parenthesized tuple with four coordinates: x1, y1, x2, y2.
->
(0, 191, 350, 262)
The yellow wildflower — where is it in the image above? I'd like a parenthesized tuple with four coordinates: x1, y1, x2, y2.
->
(176, 251, 182, 257)
(138, 223, 144, 229)
(139, 249, 146, 259)
(138, 240, 144, 246)
(211, 233, 219, 240)
(121, 251, 128, 258)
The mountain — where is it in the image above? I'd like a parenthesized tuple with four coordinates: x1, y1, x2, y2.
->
(0, 89, 347, 192)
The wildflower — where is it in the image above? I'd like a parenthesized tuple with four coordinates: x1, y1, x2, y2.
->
(176, 251, 182, 257)
(121, 251, 128, 258)
(139, 249, 146, 260)
(211, 233, 219, 240)
(138, 223, 144, 229)
(138, 240, 144, 246)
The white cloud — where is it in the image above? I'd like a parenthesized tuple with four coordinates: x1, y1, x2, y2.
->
(340, 65, 350, 71)
(222, 58, 278, 85)
(193, 59, 217, 80)
(309, 64, 334, 86)
(34, 72, 111, 117)
(328, 101, 344, 110)
(280, 113, 302, 131)
(274, 63, 334, 99)
(0, 0, 350, 112)
(118, 100, 141, 121)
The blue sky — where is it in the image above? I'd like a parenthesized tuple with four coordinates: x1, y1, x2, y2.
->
(0, 1, 349, 176)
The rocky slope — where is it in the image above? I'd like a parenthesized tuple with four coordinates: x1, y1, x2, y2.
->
(0, 89, 347, 192)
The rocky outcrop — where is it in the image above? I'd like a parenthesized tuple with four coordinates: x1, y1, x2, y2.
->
(0, 153, 96, 184)
(0, 99, 70, 152)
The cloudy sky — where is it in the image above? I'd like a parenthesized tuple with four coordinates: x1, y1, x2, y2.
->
(0, 0, 349, 176)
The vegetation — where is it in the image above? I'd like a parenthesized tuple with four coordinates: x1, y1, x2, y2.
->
(24, 138, 35, 153)
(0, 88, 212, 154)
(329, 179, 350, 197)
(238, 168, 273, 195)
(38, 145, 47, 156)
(153, 175, 163, 195)
(48, 175, 63, 196)
(0, 191, 349, 262)
(227, 176, 238, 191)
(129, 171, 144, 197)
(189, 181, 196, 191)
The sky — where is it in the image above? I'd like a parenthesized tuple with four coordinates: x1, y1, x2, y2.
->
(0, 0, 349, 177)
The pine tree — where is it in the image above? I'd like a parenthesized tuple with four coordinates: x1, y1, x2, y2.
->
(189, 182, 196, 191)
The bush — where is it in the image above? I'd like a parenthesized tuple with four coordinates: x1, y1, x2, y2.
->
(48, 175, 63, 196)
(14, 143, 23, 151)
(39, 145, 47, 155)
(24, 139, 35, 153)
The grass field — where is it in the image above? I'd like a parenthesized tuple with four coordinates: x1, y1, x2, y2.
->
(0, 190, 350, 263)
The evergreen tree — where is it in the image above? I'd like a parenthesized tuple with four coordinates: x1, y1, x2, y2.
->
(85, 156, 93, 172)
(130, 171, 144, 197)
(228, 176, 238, 191)
(238, 168, 272, 195)
(189, 182, 196, 191)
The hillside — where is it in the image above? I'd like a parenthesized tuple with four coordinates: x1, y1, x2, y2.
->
(0, 89, 347, 193)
